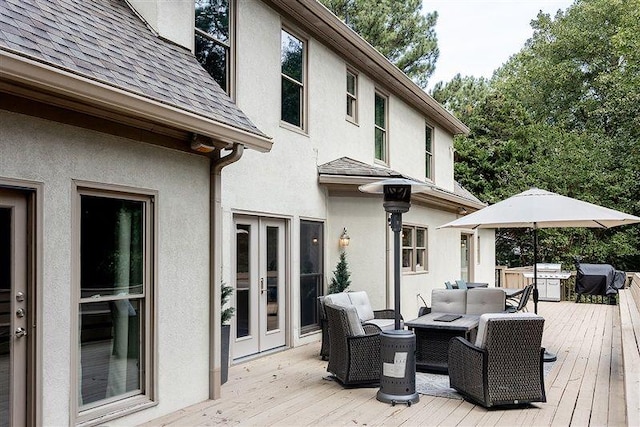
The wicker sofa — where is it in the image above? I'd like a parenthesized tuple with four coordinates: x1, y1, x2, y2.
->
(448, 312, 546, 407)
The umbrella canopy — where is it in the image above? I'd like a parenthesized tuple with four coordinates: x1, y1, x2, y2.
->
(438, 188, 640, 230)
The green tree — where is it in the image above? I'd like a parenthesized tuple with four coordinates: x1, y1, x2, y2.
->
(329, 251, 351, 294)
(319, 0, 439, 88)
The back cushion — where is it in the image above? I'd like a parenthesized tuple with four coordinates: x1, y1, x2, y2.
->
(348, 291, 375, 321)
(474, 312, 543, 348)
(344, 305, 366, 336)
(323, 292, 352, 308)
(466, 288, 506, 315)
(431, 289, 467, 314)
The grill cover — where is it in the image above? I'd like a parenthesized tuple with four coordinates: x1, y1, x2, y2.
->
(575, 263, 626, 296)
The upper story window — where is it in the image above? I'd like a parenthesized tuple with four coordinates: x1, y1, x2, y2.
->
(346, 70, 358, 122)
(195, 0, 233, 95)
(374, 92, 387, 163)
(281, 29, 306, 129)
(402, 225, 428, 272)
(425, 123, 434, 180)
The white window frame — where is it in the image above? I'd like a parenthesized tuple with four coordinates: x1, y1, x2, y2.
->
(72, 182, 157, 425)
(425, 123, 434, 181)
(374, 91, 388, 164)
(280, 27, 307, 132)
(346, 69, 358, 123)
(402, 225, 428, 273)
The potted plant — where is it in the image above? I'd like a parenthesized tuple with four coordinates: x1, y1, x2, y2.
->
(221, 282, 235, 385)
(329, 251, 351, 294)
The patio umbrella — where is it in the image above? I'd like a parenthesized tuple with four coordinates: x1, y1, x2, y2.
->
(438, 188, 640, 314)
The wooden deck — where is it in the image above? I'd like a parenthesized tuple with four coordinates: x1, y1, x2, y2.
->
(143, 301, 627, 426)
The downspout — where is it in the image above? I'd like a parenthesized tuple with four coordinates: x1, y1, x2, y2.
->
(210, 143, 244, 399)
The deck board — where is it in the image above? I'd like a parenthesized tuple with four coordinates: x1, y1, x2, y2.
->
(142, 301, 628, 426)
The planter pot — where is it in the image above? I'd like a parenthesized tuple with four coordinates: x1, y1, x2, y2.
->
(221, 324, 231, 384)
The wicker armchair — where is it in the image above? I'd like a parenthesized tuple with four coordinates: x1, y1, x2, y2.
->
(448, 313, 546, 407)
(324, 303, 382, 386)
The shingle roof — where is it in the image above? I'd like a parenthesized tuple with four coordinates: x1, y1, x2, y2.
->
(0, 0, 266, 139)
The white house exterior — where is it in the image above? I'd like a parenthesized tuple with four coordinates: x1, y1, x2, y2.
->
(0, 0, 494, 425)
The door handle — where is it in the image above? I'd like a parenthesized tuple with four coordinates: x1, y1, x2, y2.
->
(260, 278, 265, 294)
(15, 327, 27, 338)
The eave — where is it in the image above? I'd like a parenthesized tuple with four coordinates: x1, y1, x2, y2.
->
(264, 0, 470, 136)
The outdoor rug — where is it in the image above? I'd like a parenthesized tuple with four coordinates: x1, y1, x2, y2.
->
(415, 361, 555, 400)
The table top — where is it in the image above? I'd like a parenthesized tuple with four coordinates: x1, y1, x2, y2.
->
(405, 313, 479, 331)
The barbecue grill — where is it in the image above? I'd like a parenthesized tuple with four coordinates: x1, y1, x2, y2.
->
(574, 261, 626, 299)
(523, 263, 571, 302)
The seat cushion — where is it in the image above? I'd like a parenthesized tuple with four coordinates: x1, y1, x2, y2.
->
(323, 292, 352, 308)
(431, 289, 467, 314)
(466, 288, 506, 315)
(364, 318, 401, 331)
(474, 312, 543, 348)
(347, 291, 375, 321)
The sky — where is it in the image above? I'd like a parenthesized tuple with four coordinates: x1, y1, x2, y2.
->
(424, 0, 575, 90)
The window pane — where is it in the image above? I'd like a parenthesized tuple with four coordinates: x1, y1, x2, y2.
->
(300, 221, 323, 331)
(374, 94, 385, 128)
(79, 299, 141, 406)
(402, 227, 413, 247)
(266, 226, 279, 332)
(195, 0, 230, 42)
(416, 229, 425, 247)
(416, 249, 426, 270)
(281, 30, 303, 82)
(81, 197, 144, 299)
(425, 153, 432, 179)
(236, 224, 250, 338)
(195, 33, 228, 92)
(281, 78, 302, 126)
(347, 97, 355, 118)
(402, 249, 412, 268)
(375, 128, 385, 161)
(347, 72, 356, 95)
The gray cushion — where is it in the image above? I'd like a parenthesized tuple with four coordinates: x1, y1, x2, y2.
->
(323, 292, 352, 308)
(431, 289, 467, 314)
(466, 288, 506, 315)
(474, 312, 543, 348)
(343, 305, 366, 336)
(364, 318, 401, 331)
(347, 291, 375, 321)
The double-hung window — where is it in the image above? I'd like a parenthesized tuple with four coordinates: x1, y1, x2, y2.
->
(346, 70, 358, 122)
(425, 124, 434, 180)
(195, 0, 233, 95)
(374, 92, 387, 163)
(75, 186, 155, 423)
(402, 226, 427, 272)
(281, 29, 305, 129)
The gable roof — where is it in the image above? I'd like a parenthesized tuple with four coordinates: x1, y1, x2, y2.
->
(0, 0, 271, 151)
(318, 157, 486, 210)
(265, 0, 469, 136)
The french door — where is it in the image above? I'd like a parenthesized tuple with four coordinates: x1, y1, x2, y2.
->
(233, 216, 286, 359)
(0, 189, 29, 427)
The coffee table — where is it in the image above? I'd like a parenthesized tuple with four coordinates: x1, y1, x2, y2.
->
(405, 313, 479, 373)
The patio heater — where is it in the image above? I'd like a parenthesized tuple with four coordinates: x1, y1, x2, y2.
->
(359, 178, 429, 406)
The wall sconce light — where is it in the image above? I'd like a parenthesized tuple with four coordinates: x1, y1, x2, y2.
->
(457, 207, 468, 215)
(339, 228, 350, 248)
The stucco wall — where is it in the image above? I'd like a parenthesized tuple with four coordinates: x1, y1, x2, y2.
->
(0, 111, 211, 426)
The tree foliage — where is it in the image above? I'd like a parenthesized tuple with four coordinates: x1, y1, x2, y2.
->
(329, 251, 351, 294)
(434, 0, 640, 271)
(319, 0, 439, 88)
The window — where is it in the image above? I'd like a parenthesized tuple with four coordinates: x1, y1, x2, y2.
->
(281, 29, 305, 129)
(300, 221, 323, 334)
(402, 226, 427, 272)
(346, 70, 358, 122)
(425, 124, 434, 180)
(374, 92, 387, 162)
(76, 188, 155, 422)
(195, 0, 233, 95)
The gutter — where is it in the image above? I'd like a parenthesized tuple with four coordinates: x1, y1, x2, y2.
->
(209, 143, 244, 399)
(0, 50, 273, 153)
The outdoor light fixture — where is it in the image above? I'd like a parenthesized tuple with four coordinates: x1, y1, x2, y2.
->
(457, 207, 468, 215)
(359, 178, 430, 406)
(190, 133, 216, 153)
(339, 228, 350, 248)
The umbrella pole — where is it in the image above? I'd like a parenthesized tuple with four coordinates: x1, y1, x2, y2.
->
(534, 225, 558, 362)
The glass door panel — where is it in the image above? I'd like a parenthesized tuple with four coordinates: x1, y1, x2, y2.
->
(235, 224, 251, 339)
(265, 226, 279, 332)
(0, 208, 10, 426)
